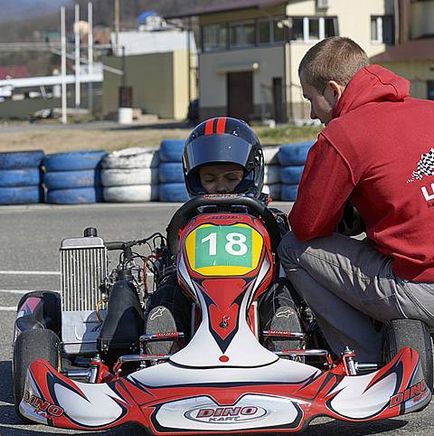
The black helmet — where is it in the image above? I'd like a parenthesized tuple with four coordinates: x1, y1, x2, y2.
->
(182, 117, 264, 198)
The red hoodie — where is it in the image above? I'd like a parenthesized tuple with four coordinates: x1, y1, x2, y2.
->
(289, 64, 434, 282)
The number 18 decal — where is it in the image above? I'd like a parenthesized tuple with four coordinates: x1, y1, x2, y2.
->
(201, 232, 248, 256)
(185, 223, 264, 276)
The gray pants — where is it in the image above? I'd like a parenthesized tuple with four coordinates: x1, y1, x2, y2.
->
(278, 232, 434, 362)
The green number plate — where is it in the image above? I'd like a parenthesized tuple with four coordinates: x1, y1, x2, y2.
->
(195, 225, 252, 269)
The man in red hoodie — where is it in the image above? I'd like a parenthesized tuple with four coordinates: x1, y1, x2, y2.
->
(278, 37, 434, 362)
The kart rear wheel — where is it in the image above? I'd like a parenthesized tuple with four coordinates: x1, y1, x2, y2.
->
(13, 328, 60, 422)
(383, 319, 433, 391)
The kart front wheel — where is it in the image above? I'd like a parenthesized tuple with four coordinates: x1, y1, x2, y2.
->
(383, 319, 433, 391)
(13, 328, 60, 422)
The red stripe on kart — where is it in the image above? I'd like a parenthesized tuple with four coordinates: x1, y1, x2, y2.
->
(216, 117, 226, 134)
(204, 119, 214, 135)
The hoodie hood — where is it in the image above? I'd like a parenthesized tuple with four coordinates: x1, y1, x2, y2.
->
(332, 64, 410, 119)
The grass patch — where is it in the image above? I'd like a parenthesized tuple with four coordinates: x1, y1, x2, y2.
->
(253, 124, 321, 145)
(0, 122, 322, 153)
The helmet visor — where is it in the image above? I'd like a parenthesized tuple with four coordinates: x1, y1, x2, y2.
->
(183, 134, 253, 173)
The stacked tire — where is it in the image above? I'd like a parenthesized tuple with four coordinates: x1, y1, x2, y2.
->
(42, 151, 106, 204)
(262, 146, 281, 200)
(278, 141, 314, 201)
(158, 139, 189, 202)
(0, 150, 44, 205)
(101, 148, 159, 202)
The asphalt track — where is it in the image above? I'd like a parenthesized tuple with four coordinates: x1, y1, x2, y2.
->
(0, 203, 433, 435)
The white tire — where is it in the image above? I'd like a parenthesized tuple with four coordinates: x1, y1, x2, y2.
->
(263, 183, 281, 200)
(262, 146, 280, 165)
(264, 165, 280, 184)
(101, 147, 159, 169)
(101, 168, 159, 187)
(103, 185, 159, 202)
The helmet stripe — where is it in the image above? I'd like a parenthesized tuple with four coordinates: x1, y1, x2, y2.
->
(216, 117, 227, 134)
(204, 119, 214, 135)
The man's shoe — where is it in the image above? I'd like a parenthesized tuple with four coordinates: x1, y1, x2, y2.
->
(144, 305, 178, 355)
(267, 305, 304, 352)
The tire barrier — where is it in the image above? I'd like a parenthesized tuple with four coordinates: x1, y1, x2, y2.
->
(263, 165, 280, 185)
(263, 183, 281, 200)
(159, 182, 189, 202)
(278, 141, 314, 203)
(43, 170, 101, 190)
(43, 150, 107, 172)
(281, 184, 299, 202)
(0, 186, 42, 205)
(101, 148, 160, 202)
(159, 162, 184, 183)
(0, 150, 44, 169)
(46, 187, 103, 205)
(158, 140, 188, 201)
(101, 147, 159, 169)
(103, 185, 159, 202)
(101, 168, 159, 187)
(278, 141, 314, 166)
(280, 165, 304, 185)
(0, 150, 44, 204)
(262, 146, 280, 165)
(42, 150, 106, 204)
(159, 139, 185, 163)
(0, 168, 41, 187)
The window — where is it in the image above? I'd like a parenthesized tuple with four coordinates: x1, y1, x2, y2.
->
(258, 19, 271, 44)
(229, 21, 256, 48)
(371, 15, 394, 44)
(428, 81, 434, 101)
(202, 24, 227, 52)
(272, 18, 285, 42)
(257, 18, 285, 45)
(290, 16, 338, 42)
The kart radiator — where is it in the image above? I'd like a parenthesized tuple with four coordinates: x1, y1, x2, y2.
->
(60, 235, 108, 311)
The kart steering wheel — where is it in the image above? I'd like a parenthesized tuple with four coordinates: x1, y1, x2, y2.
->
(166, 194, 281, 258)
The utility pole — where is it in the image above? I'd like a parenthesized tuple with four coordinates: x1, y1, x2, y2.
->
(114, 0, 120, 56)
(74, 3, 81, 112)
(88, 2, 94, 114)
(60, 7, 67, 124)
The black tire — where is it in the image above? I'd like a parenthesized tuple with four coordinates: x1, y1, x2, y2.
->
(13, 329, 60, 422)
(383, 319, 433, 391)
(15, 290, 61, 336)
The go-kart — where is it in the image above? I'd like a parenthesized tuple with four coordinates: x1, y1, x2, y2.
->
(12, 194, 431, 433)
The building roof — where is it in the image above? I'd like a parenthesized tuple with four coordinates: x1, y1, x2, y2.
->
(164, 0, 287, 19)
(0, 65, 30, 80)
(370, 38, 434, 63)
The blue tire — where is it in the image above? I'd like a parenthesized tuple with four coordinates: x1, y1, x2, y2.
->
(0, 168, 41, 187)
(280, 166, 304, 185)
(46, 187, 102, 204)
(159, 140, 185, 162)
(159, 162, 184, 183)
(43, 170, 101, 190)
(43, 151, 107, 172)
(281, 184, 299, 202)
(0, 150, 44, 170)
(159, 183, 189, 202)
(0, 186, 42, 204)
(278, 141, 314, 166)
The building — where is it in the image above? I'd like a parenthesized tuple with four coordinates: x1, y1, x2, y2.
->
(165, 0, 401, 123)
(101, 18, 197, 120)
(371, 0, 434, 101)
